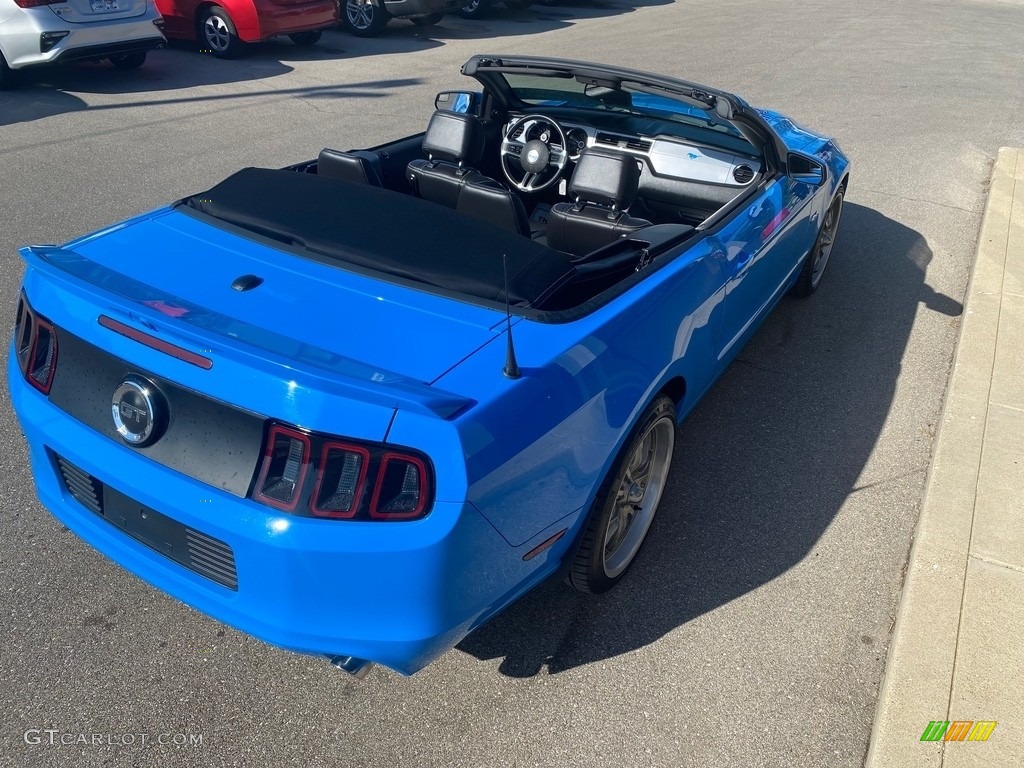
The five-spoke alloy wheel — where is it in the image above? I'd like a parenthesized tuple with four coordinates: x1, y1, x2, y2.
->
(570, 395, 677, 594)
(343, 0, 389, 36)
(201, 7, 244, 59)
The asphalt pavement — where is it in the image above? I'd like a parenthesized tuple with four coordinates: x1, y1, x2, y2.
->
(2, 1, 1024, 766)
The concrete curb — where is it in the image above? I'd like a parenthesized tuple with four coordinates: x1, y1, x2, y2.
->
(865, 148, 1024, 767)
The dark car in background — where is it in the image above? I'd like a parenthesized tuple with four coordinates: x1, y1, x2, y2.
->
(340, 0, 461, 37)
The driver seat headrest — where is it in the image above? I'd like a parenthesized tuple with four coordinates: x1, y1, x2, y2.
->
(422, 111, 485, 167)
(568, 147, 642, 210)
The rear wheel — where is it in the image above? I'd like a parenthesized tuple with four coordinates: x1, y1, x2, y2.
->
(792, 190, 844, 297)
(288, 30, 323, 45)
(458, 0, 490, 18)
(343, 0, 389, 36)
(410, 12, 443, 25)
(109, 51, 147, 69)
(569, 395, 677, 594)
(200, 7, 244, 59)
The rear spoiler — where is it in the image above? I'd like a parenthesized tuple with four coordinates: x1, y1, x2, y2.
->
(20, 245, 476, 420)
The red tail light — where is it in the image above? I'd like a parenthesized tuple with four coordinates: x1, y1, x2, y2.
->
(370, 454, 428, 520)
(310, 442, 369, 519)
(14, 0, 62, 7)
(28, 317, 58, 393)
(250, 422, 434, 521)
(14, 295, 33, 376)
(253, 425, 312, 511)
(14, 291, 59, 395)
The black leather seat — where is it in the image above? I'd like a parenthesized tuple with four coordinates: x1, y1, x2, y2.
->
(547, 148, 653, 257)
(408, 110, 531, 237)
(407, 111, 486, 209)
(456, 176, 531, 237)
(318, 148, 383, 186)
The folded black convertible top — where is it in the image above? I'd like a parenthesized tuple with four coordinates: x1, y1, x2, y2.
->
(179, 168, 575, 309)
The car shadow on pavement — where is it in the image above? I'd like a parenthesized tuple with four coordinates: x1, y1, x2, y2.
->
(0, 0, 666, 127)
(0, 49, 421, 127)
(458, 202, 964, 677)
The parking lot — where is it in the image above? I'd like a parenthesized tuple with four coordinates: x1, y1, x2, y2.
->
(3, 1, 1024, 766)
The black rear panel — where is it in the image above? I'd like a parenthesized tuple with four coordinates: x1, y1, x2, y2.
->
(47, 326, 264, 498)
(52, 454, 238, 590)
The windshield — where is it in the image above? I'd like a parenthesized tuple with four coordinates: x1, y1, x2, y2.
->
(500, 73, 742, 137)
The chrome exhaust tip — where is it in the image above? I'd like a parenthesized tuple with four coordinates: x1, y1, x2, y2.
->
(329, 655, 374, 680)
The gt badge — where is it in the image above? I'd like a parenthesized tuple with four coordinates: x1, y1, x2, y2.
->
(111, 377, 164, 446)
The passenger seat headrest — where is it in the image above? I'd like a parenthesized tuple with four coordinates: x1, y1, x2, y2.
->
(422, 111, 485, 166)
(568, 148, 642, 209)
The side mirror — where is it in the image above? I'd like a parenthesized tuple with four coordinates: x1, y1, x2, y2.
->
(434, 91, 479, 115)
(787, 152, 826, 186)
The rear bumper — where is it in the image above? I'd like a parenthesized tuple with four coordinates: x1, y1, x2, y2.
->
(1, 7, 164, 70)
(47, 36, 164, 64)
(9, 355, 514, 675)
(382, 0, 460, 17)
(246, 0, 337, 40)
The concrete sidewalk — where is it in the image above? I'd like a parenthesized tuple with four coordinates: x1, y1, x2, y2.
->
(866, 148, 1024, 767)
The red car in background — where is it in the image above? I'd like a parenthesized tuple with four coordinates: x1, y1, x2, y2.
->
(156, 0, 336, 57)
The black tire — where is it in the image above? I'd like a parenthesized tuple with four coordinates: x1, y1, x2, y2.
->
(792, 190, 844, 297)
(289, 30, 323, 45)
(342, 0, 389, 36)
(109, 51, 147, 69)
(0, 52, 13, 90)
(200, 7, 245, 59)
(569, 395, 677, 594)
(410, 12, 443, 25)
(458, 0, 490, 18)
(504, 0, 532, 8)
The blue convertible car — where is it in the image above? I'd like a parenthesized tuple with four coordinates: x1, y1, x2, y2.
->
(9, 55, 848, 677)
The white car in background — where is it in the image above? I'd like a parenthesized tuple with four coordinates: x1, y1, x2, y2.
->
(0, 0, 164, 87)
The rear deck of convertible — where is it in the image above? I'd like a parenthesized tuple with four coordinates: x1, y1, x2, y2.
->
(181, 167, 695, 317)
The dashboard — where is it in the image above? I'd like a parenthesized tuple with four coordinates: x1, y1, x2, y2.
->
(504, 115, 762, 189)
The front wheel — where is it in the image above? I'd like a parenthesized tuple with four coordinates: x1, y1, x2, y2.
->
(109, 51, 147, 69)
(343, 0, 390, 36)
(792, 190, 844, 297)
(569, 395, 677, 594)
(458, 0, 490, 18)
(200, 7, 244, 59)
(289, 30, 323, 45)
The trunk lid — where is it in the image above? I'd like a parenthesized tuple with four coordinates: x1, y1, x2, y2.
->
(65, 209, 504, 387)
(48, 0, 148, 23)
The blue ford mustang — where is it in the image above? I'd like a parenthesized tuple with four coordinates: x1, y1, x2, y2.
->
(9, 55, 849, 677)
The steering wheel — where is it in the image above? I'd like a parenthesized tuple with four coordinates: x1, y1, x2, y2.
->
(499, 114, 569, 194)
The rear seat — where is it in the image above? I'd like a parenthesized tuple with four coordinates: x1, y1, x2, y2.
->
(317, 148, 383, 187)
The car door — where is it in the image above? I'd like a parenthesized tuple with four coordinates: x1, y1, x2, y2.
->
(712, 175, 816, 361)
